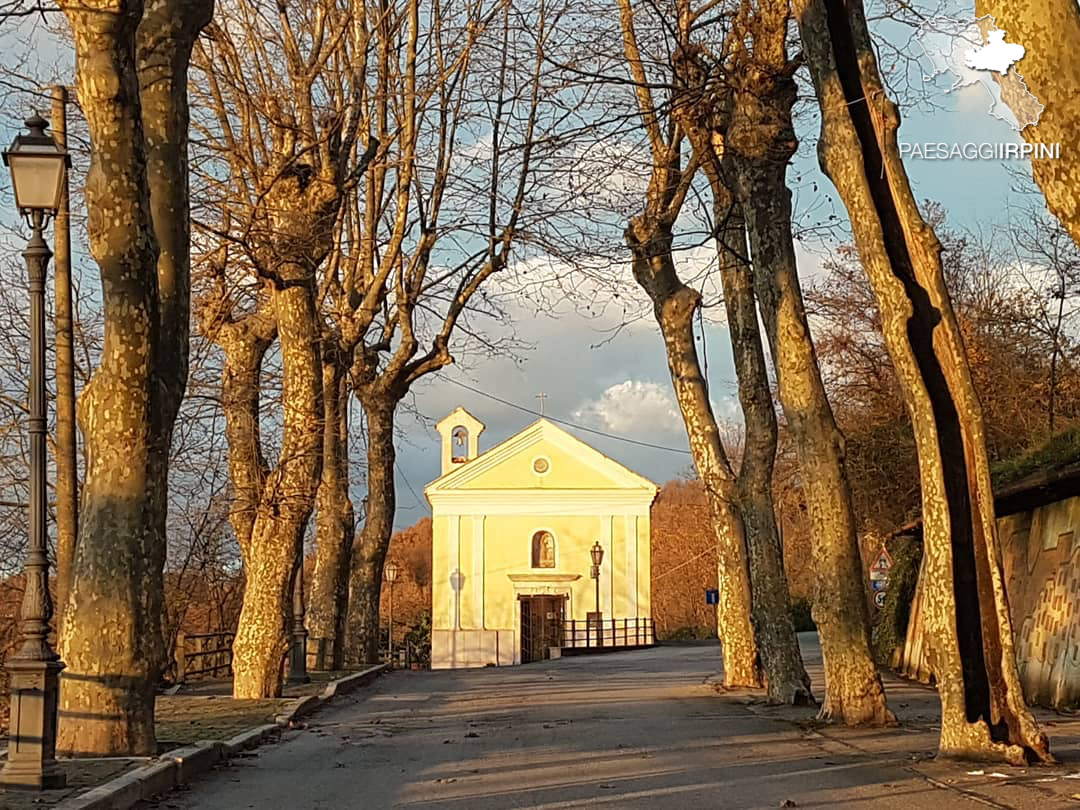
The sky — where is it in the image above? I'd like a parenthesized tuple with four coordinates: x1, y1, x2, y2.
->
(0, 2, 1055, 530)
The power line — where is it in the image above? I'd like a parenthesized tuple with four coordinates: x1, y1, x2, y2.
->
(438, 376, 692, 455)
(652, 545, 716, 581)
(395, 460, 422, 509)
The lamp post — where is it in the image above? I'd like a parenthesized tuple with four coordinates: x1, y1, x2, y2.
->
(384, 560, 400, 665)
(1, 113, 70, 790)
(287, 563, 309, 684)
(590, 541, 604, 647)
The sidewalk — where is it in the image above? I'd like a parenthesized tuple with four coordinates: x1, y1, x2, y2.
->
(0, 665, 384, 810)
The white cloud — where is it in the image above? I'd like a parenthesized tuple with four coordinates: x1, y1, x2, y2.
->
(572, 380, 684, 437)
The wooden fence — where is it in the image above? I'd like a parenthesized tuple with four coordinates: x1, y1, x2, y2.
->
(173, 631, 235, 683)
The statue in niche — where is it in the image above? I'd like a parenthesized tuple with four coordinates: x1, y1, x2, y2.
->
(532, 531, 555, 568)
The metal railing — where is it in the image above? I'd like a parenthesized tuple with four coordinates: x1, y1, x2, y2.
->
(562, 617, 655, 650)
(379, 634, 430, 670)
(173, 630, 235, 683)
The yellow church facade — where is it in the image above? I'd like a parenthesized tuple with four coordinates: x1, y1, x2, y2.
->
(425, 408, 658, 669)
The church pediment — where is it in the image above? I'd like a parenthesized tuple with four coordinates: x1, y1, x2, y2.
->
(424, 418, 657, 497)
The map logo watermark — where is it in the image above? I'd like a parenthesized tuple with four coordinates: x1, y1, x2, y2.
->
(899, 14, 1059, 160)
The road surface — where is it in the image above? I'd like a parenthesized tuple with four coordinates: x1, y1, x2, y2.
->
(154, 637, 1024, 809)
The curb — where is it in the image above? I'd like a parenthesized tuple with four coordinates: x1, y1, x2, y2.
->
(320, 664, 385, 701)
(56, 664, 387, 810)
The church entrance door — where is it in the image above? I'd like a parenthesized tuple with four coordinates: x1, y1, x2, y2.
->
(519, 595, 565, 663)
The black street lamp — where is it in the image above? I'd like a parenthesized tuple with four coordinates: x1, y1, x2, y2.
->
(384, 560, 400, 665)
(288, 564, 309, 684)
(1, 114, 69, 790)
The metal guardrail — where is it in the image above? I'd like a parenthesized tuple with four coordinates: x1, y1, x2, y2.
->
(562, 617, 655, 650)
(173, 630, 235, 682)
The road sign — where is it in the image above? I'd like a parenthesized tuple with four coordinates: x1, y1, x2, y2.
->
(871, 579, 887, 591)
(869, 546, 892, 582)
(705, 589, 719, 605)
(874, 590, 886, 609)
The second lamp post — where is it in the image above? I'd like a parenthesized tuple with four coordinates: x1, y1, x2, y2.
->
(590, 541, 604, 646)
(384, 560, 400, 665)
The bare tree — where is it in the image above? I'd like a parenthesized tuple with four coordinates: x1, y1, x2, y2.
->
(611, 0, 762, 689)
(793, 0, 1050, 762)
(716, 0, 889, 724)
(335, 0, 552, 664)
(190, 0, 377, 696)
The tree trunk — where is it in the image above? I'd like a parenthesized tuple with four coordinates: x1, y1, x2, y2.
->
(738, 157, 891, 725)
(723, 15, 890, 725)
(793, 0, 1051, 761)
(308, 342, 354, 670)
(56, 0, 212, 757)
(346, 397, 397, 666)
(217, 317, 274, 561)
(51, 85, 78, 632)
(670, 65, 810, 703)
(973, 0, 1080, 248)
(625, 224, 760, 688)
(232, 275, 323, 698)
(56, 0, 159, 758)
(717, 206, 812, 705)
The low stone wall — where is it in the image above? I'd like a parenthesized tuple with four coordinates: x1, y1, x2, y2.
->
(898, 493, 1080, 709)
(431, 629, 514, 668)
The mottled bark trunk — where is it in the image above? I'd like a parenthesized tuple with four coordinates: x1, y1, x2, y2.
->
(345, 397, 396, 666)
(625, 224, 760, 688)
(218, 321, 274, 559)
(138, 0, 211, 431)
(724, 24, 890, 724)
(974, 0, 1080, 247)
(51, 86, 77, 631)
(56, 0, 153, 758)
(56, 0, 211, 756)
(671, 69, 811, 703)
(232, 277, 323, 698)
(717, 206, 812, 705)
(738, 158, 890, 725)
(308, 345, 354, 670)
(794, 0, 1050, 761)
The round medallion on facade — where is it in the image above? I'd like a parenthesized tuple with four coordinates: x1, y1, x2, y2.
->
(532, 456, 550, 474)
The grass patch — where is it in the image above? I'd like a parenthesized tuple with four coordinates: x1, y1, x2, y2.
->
(155, 695, 291, 744)
(991, 425, 1080, 490)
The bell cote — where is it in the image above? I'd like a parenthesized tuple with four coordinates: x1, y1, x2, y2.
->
(436, 407, 485, 475)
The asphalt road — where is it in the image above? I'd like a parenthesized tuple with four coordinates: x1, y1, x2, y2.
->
(154, 637, 997, 810)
